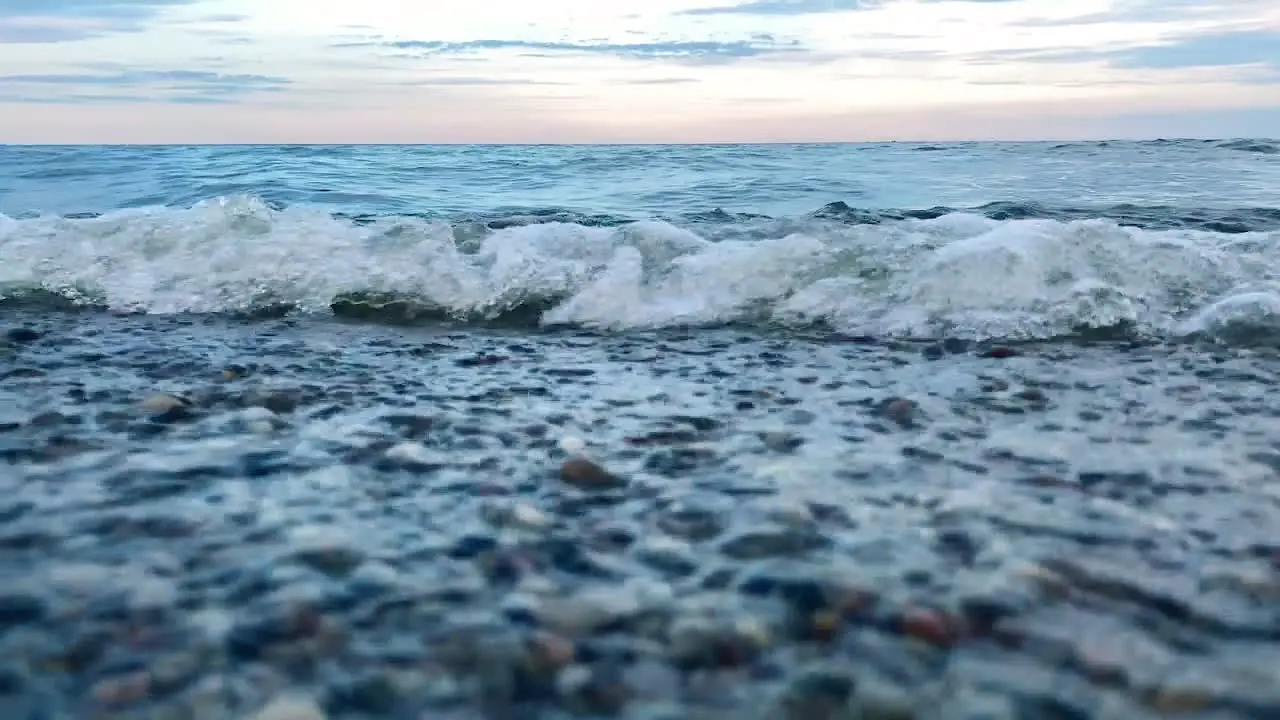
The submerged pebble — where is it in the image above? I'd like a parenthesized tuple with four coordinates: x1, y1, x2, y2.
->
(0, 316, 1277, 718)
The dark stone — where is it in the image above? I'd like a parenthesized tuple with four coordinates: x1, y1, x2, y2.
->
(719, 527, 829, 560)
(0, 592, 47, 629)
(326, 672, 400, 715)
(449, 534, 500, 559)
(779, 665, 857, 716)
(5, 328, 40, 343)
(225, 609, 319, 661)
(560, 458, 626, 490)
(28, 411, 75, 427)
(643, 447, 719, 476)
(0, 664, 27, 694)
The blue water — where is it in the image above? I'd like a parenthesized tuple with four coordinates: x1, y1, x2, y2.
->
(1, 139, 1279, 343)
(1, 140, 1277, 219)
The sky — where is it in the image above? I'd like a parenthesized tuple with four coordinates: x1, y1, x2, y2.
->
(0, 0, 1277, 143)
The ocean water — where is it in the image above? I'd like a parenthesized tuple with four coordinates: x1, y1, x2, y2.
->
(2, 140, 1280, 719)
(3, 139, 1279, 342)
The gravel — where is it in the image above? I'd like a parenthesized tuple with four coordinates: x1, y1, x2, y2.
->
(2, 312, 1279, 718)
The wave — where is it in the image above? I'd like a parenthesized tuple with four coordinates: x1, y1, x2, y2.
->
(1217, 139, 1278, 155)
(26, 200, 1280, 235)
(3, 195, 1280, 345)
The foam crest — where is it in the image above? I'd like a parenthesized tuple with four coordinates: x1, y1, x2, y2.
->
(2, 195, 1279, 344)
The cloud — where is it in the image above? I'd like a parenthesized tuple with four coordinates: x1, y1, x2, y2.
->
(347, 37, 804, 64)
(0, 0, 199, 42)
(1109, 29, 1280, 71)
(675, 0, 1016, 15)
(0, 0, 195, 17)
(0, 92, 154, 104)
(398, 76, 569, 86)
(191, 13, 247, 23)
(676, 0, 873, 15)
(1015, 0, 1273, 27)
(0, 68, 291, 104)
(624, 77, 701, 84)
(963, 28, 1280, 81)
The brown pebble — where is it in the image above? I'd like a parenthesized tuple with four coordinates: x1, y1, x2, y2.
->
(1147, 686, 1215, 714)
(91, 671, 152, 707)
(559, 457, 626, 490)
(880, 397, 920, 428)
(529, 631, 577, 669)
(810, 611, 842, 642)
(979, 346, 1020, 358)
(712, 638, 751, 667)
(221, 365, 249, 381)
(900, 608, 960, 648)
(832, 587, 878, 619)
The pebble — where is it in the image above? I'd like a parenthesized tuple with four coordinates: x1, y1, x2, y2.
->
(898, 608, 960, 649)
(252, 694, 327, 720)
(877, 397, 923, 429)
(719, 525, 827, 560)
(137, 393, 193, 418)
(90, 673, 151, 709)
(0, 593, 46, 628)
(558, 436, 587, 454)
(560, 457, 627, 490)
(510, 503, 553, 531)
(777, 664, 857, 720)
(633, 536, 698, 576)
(5, 327, 41, 343)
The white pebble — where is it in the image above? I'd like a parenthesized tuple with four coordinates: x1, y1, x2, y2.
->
(251, 694, 326, 720)
(350, 561, 400, 587)
(558, 436, 587, 455)
(511, 503, 552, 531)
(556, 665, 593, 696)
(188, 608, 234, 642)
(385, 442, 436, 464)
(248, 420, 275, 434)
(128, 576, 178, 610)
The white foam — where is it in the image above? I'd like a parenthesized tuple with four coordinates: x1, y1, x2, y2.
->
(3, 195, 1278, 342)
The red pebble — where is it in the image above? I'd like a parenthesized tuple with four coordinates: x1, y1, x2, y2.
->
(92, 671, 151, 708)
(979, 347, 1020, 359)
(900, 608, 960, 648)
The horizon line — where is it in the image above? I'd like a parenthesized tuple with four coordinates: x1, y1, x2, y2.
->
(1, 136, 1273, 148)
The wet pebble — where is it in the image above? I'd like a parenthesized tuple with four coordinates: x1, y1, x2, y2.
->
(252, 693, 326, 720)
(719, 524, 828, 560)
(560, 457, 627, 491)
(6, 327, 41, 343)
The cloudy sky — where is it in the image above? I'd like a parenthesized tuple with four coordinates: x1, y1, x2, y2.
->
(0, 0, 1276, 143)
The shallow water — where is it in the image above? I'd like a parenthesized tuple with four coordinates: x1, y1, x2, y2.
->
(1, 141, 1280, 718)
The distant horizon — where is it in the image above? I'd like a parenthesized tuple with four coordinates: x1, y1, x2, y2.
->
(1, 1, 1277, 143)
(2, 135, 1277, 148)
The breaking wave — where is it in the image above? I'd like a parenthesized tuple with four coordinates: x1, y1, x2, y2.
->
(3, 195, 1280, 345)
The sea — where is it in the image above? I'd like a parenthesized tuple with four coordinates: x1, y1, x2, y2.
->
(1, 140, 1279, 719)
